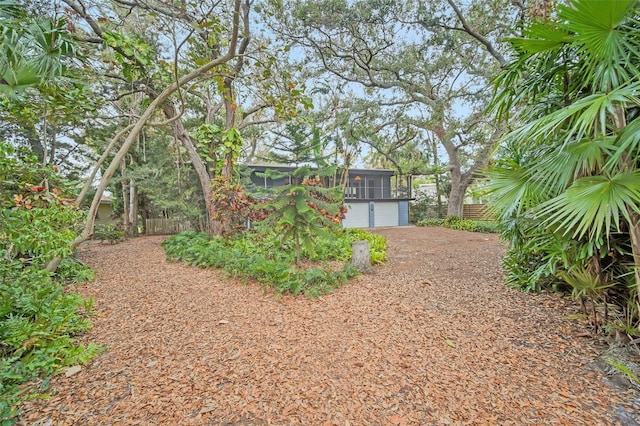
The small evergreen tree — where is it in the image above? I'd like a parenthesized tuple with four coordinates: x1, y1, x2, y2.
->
(258, 166, 346, 264)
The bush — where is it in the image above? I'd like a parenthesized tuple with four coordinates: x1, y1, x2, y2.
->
(55, 258, 96, 284)
(417, 216, 498, 233)
(162, 228, 387, 297)
(0, 143, 100, 424)
(92, 224, 125, 244)
(344, 229, 387, 264)
(417, 218, 445, 227)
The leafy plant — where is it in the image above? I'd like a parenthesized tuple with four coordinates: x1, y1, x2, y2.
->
(417, 216, 498, 233)
(92, 224, 125, 244)
(605, 358, 640, 389)
(209, 176, 267, 236)
(54, 257, 95, 284)
(0, 143, 99, 424)
(162, 227, 385, 297)
(258, 166, 346, 264)
(417, 218, 445, 227)
(487, 0, 640, 332)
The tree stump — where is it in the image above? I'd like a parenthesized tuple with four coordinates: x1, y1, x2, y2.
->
(352, 240, 374, 274)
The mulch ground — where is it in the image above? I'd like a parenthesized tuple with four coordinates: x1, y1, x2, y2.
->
(18, 226, 640, 425)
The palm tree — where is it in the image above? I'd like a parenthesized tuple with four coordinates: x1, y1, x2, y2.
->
(487, 0, 640, 324)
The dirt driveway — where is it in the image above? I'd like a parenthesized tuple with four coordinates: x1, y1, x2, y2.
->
(19, 226, 639, 425)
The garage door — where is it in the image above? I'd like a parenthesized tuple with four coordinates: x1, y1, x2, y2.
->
(374, 201, 399, 227)
(342, 202, 370, 228)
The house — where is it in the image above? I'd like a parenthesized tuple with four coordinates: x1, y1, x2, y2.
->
(96, 196, 120, 226)
(246, 164, 413, 228)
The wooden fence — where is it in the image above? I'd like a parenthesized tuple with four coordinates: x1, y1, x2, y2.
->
(410, 203, 494, 221)
(463, 204, 494, 221)
(145, 218, 194, 235)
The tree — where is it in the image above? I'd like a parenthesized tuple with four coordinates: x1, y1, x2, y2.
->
(259, 166, 345, 264)
(265, 0, 518, 216)
(0, 0, 97, 172)
(488, 0, 640, 329)
(62, 0, 314, 237)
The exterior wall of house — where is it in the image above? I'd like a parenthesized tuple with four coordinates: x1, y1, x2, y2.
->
(95, 202, 120, 226)
(245, 164, 411, 228)
(342, 200, 410, 228)
(342, 202, 370, 228)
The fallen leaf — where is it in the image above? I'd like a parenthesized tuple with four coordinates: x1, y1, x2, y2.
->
(445, 339, 457, 348)
(199, 400, 219, 414)
(388, 414, 406, 425)
(65, 366, 82, 377)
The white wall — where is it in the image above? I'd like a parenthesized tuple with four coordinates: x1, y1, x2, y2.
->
(373, 201, 399, 227)
(342, 202, 370, 228)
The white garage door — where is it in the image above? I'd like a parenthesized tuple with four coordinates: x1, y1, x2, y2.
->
(342, 202, 370, 228)
(374, 202, 399, 227)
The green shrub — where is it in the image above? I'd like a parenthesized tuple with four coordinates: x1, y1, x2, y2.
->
(55, 258, 96, 284)
(417, 216, 498, 233)
(417, 218, 445, 227)
(92, 224, 125, 244)
(162, 228, 386, 297)
(1, 143, 100, 424)
(345, 229, 387, 264)
(469, 221, 499, 233)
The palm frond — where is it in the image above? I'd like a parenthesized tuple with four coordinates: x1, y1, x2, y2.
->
(533, 136, 616, 193)
(560, 0, 639, 92)
(502, 82, 640, 148)
(607, 117, 640, 169)
(538, 171, 640, 241)
(484, 160, 548, 220)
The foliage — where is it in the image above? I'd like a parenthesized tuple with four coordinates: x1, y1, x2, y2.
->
(162, 227, 387, 297)
(417, 218, 445, 227)
(0, 143, 99, 423)
(417, 216, 498, 233)
(258, 166, 347, 264)
(54, 257, 95, 284)
(487, 0, 640, 333)
(606, 357, 640, 388)
(194, 125, 244, 177)
(0, 1, 79, 96)
(343, 228, 387, 265)
(266, 0, 514, 217)
(92, 224, 125, 244)
(409, 190, 447, 223)
(209, 176, 268, 236)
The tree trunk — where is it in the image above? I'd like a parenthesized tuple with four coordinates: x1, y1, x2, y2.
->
(139, 194, 148, 235)
(45, 0, 243, 272)
(628, 211, 640, 318)
(129, 180, 138, 236)
(222, 77, 237, 179)
(440, 126, 502, 218)
(49, 124, 57, 165)
(161, 103, 215, 234)
(447, 168, 467, 217)
(121, 161, 131, 236)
